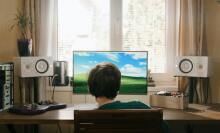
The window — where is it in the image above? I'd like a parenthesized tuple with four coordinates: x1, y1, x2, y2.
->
(58, 0, 110, 75)
(122, 0, 166, 73)
(58, 0, 177, 82)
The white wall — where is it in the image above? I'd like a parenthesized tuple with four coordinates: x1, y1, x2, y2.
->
(45, 77, 178, 105)
(46, 90, 151, 104)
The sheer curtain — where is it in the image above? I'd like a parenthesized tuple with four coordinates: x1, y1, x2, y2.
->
(24, 0, 58, 101)
(37, 0, 58, 101)
(37, 0, 58, 58)
(23, 0, 40, 56)
(178, 0, 209, 103)
(24, 0, 57, 57)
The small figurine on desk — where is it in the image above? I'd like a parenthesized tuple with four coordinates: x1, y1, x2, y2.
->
(156, 91, 172, 96)
(148, 69, 155, 87)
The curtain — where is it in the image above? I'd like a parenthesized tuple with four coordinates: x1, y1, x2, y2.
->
(178, 0, 209, 103)
(21, 0, 40, 103)
(37, 0, 58, 58)
(23, 0, 40, 56)
(37, 0, 58, 101)
(24, 0, 57, 57)
(23, 0, 58, 101)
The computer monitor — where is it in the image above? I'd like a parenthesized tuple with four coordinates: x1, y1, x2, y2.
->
(73, 51, 148, 94)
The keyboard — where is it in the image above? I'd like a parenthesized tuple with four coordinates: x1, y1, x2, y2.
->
(8, 103, 67, 115)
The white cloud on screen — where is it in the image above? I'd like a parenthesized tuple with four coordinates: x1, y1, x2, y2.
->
(75, 52, 90, 56)
(80, 65, 90, 69)
(103, 53, 119, 62)
(139, 62, 146, 66)
(125, 52, 147, 60)
(89, 61, 98, 64)
(120, 64, 145, 77)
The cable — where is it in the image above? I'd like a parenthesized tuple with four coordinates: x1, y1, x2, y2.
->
(57, 123, 62, 133)
(51, 74, 58, 102)
(56, 124, 59, 133)
(194, 78, 199, 103)
(205, 77, 209, 104)
(51, 74, 58, 86)
(52, 84, 56, 103)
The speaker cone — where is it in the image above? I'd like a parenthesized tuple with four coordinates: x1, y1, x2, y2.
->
(179, 59, 193, 73)
(35, 59, 49, 73)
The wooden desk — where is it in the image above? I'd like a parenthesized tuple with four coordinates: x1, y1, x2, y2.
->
(0, 104, 97, 125)
(0, 104, 220, 125)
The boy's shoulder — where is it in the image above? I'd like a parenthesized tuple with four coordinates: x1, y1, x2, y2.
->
(124, 101, 151, 109)
(99, 100, 151, 109)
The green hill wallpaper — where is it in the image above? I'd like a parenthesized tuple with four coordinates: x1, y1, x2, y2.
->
(73, 73, 147, 94)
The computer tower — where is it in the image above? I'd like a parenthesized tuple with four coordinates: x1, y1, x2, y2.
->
(52, 61, 69, 86)
(0, 62, 14, 111)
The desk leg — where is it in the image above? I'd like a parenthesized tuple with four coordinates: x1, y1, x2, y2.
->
(185, 124, 194, 133)
(26, 125, 38, 133)
(33, 124, 38, 133)
(24, 125, 29, 133)
(7, 124, 16, 133)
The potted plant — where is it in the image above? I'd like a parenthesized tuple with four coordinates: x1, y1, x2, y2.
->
(10, 11, 32, 56)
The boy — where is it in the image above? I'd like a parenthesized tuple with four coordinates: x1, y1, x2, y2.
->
(88, 62, 150, 109)
(87, 62, 170, 133)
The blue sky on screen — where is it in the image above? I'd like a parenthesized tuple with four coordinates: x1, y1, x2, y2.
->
(73, 52, 148, 77)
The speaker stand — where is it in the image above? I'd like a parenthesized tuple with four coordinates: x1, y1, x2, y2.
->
(188, 77, 197, 103)
(19, 77, 39, 104)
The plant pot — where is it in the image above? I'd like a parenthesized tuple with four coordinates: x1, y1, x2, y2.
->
(17, 39, 32, 56)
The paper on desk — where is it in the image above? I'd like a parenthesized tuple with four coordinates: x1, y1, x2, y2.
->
(188, 104, 210, 111)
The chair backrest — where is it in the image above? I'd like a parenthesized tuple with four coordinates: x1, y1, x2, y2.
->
(74, 109, 163, 133)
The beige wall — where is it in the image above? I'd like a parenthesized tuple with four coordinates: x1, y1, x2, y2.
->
(205, 0, 220, 103)
(0, 0, 22, 61)
(0, 0, 23, 104)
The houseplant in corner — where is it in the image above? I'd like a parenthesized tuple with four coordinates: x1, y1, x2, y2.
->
(10, 11, 32, 56)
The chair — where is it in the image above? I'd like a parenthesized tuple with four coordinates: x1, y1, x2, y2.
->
(74, 109, 163, 133)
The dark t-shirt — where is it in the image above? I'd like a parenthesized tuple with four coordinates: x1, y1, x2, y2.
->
(99, 100, 170, 133)
(99, 101, 151, 109)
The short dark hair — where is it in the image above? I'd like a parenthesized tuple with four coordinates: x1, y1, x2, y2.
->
(88, 62, 121, 99)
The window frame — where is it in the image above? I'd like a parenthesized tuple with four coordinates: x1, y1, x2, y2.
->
(57, 0, 179, 91)
(110, 0, 179, 84)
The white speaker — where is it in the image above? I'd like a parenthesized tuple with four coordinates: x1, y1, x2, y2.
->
(174, 56, 209, 77)
(14, 56, 54, 77)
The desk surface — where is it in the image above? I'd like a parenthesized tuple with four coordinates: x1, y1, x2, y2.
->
(0, 104, 220, 125)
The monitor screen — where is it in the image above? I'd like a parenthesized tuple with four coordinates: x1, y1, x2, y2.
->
(73, 51, 148, 94)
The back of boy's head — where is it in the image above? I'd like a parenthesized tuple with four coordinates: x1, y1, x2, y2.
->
(88, 62, 121, 99)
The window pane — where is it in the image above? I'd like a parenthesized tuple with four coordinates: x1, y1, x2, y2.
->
(58, 0, 110, 75)
(122, 0, 166, 73)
